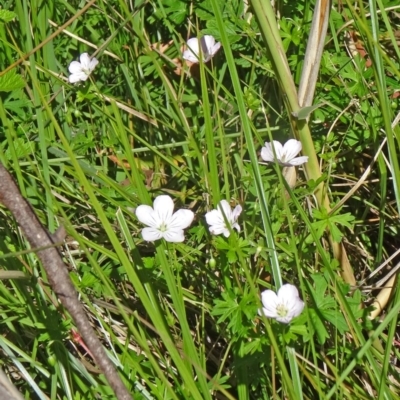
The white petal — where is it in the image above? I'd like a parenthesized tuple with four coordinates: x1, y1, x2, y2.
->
(210, 42, 221, 56)
(202, 35, 221, 57)
(69, 72, 88, 83)
(285, 156, 309, 166)
(163, 229, 185, 243)
(203, 35, 216, 50)
(141, 227, 163, 242)
(271, 140, 285, 160)
(261, 141, 283, 162)
(260, 289, 279, 317)
(212, 225, 231, 237)
(275, 315, 293, 324)
(231, 222, 241, 232)
(200, 37, 211, 61)
(186, 38, 200, 53)
(206, 208, 230, 235)
(79, 53, 92, 69)
(68, 61, 83, 74)
(183, 38, 201, 62)
(222, 228, 231, 237)
(283, 139, 302, 161)
(218, 200, 233, 220)
(277, 284, 300, 300)
(168, 209, 194, 230)
(205, 209, 224, 226)
(260, 307, 277, 319)
(136, 205, 159, 228)
(232, 204, 242, 220)
(153, 195, 174, 223)
(183, 50, 199, 63)
(88, 57, 99, 71)
(201, 36, 216, 61)
(260, 145, 274, 162)
(289, 298, 304, 319)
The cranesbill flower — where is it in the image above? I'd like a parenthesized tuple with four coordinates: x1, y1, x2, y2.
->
(68, 53, 99, 83)
(183, 35, 221, 63)
(205, 200, 242, 237)
(261, 139, 308, 167)
(259, 284, 304, 324)
(135, 195, 194, 243)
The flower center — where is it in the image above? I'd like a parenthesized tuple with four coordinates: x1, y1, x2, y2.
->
(159, 222, 168, 232)
(276, 303, 289, 317)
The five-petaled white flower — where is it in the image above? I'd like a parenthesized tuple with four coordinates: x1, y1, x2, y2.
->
(68, 53, 99, 83)
(183, 35, 221, 63)
(205, 200, 242, 237)
(135, 195, 194, 243)
(259, 284, 304, 324)
(261, 139, 308, 167)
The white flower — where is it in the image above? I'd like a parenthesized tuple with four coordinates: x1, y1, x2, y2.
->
(68, 53, 99, 83)
(135, 195, 194, 243)
(183, 35, 221, 63)
(259, 284, 304, 324)
(261, 139, 308, 167)
(205, 200, 242, 237)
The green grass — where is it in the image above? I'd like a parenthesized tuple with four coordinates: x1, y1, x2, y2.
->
(1, 0, 400, 398)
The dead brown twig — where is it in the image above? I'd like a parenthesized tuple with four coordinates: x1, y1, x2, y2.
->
(0, 163, 132, 400)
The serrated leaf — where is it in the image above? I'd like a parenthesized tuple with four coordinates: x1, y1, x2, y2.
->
(3, 89, 29, 117)
(242, 338, 262, 355)
(0, 9, 17, 22)
(289, 324, 308, 336)
(163, 0, 187, 24)
(0, 69, 25, 92)
(4, 137, 35, 160)
(311, 208, 355, 243)
(321, 309, 348, 334)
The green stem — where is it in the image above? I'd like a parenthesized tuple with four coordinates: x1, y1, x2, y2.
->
(249, 0, 356, 285)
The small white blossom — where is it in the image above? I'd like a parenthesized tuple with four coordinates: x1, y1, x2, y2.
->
(68, 53, 99, 83)
(135, 195, 194, 243)
(261, 139, 308, 167)
(259, 284, 304, 324)
(183, 35, 221, 63)
(205, 200, 242, 237)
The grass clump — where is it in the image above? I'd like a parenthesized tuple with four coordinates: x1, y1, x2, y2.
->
(1, 0, 400, 399)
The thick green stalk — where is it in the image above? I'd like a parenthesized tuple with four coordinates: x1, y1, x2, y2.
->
(249, 0, 321, 201)
(249, 0, 356, 286)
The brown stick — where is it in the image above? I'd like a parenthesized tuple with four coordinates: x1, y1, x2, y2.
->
(0, 164, 132, 400)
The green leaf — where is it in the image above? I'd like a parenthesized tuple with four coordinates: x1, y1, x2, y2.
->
(0, 9, 17, 22)
(3, 89, 30, 117)
(309, 309, 330, 344)
(212, 290, 256, 336)
(0, 69, 25, 92)
(310, 274, 328, 304)
(311, 208, 355, 243)
(4, 137, 35, 160)
(163, 0, 188, 24)
(321, 309, 348, 334)
(289, 324, 308, 336)
(292, 103, 323, 120)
